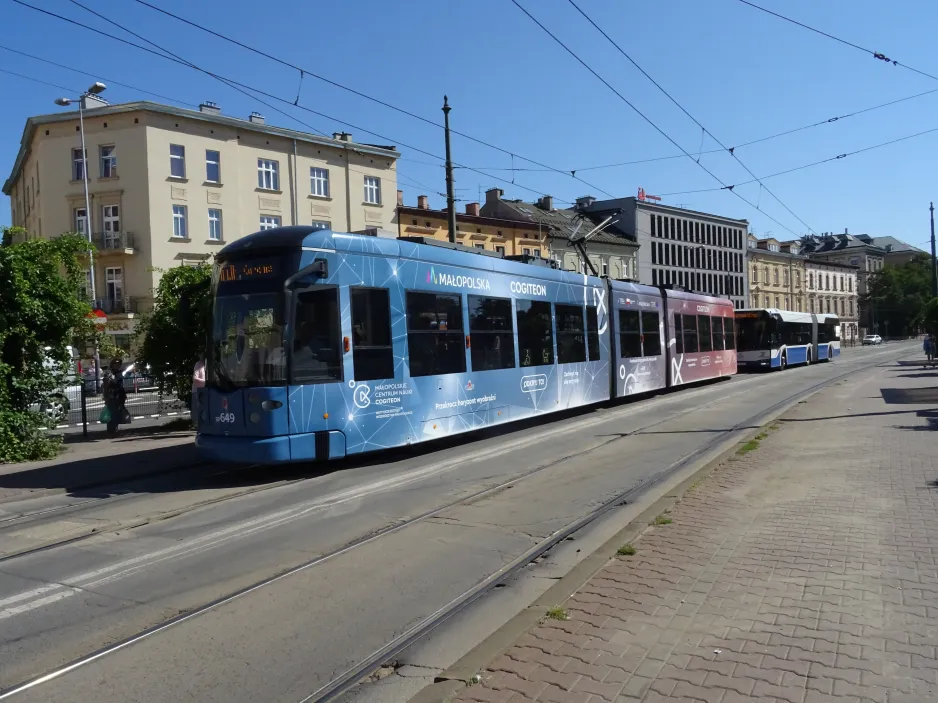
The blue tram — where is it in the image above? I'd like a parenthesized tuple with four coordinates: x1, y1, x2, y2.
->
(195, 227, 736, 464)
(735, 308, 841, 370)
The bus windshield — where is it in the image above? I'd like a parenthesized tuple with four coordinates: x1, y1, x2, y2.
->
(211, 292, 286, 388)
(736, 314, 775, 352)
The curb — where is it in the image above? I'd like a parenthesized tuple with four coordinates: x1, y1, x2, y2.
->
(406, 366, 866, 703)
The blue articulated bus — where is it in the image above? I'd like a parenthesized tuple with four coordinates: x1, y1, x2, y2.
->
(196, 227, 736, 464)
(735, 308, 840, 370)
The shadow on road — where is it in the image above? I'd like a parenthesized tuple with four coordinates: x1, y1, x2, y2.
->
(880, 387, 938, 405)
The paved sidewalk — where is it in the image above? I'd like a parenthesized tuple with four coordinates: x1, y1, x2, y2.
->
(456, 361, 938, 702)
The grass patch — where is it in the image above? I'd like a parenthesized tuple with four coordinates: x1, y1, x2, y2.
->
(654, 514, 673, 525)
(617, 543, 637, 556)
(737, 439, 760, 455)
(546, 606, 569, 620)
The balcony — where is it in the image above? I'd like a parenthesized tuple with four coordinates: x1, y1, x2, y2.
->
(92, 231, 136, 254)
(91, 297, 140, 315)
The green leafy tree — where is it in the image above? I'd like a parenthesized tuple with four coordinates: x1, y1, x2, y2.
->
(136, 263, 212, 405)
(866, 255, 935, 337)
(922, 297, 938, 336)
(0, 229, 91, 462)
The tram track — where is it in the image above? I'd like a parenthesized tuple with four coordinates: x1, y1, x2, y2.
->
(0, 345, 908, 701)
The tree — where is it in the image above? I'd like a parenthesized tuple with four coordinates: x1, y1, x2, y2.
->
(922, 297, 938, 336)
(0, 229, 91, 462)
(136, 263, 211, 405)
(866, 255, 934, 337)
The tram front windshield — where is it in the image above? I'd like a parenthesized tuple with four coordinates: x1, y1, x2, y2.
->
(211, 292, 286, 388)
(735, 312, 775, 352)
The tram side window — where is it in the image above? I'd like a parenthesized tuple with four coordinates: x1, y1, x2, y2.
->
(292, 288, 342, 383)
(641, 312, 661, 356)
(683, 314, 699, 353)
(724, 316, 735, 349)
(586, 306, 601, 361)
(556, 304, 586, 364)
(698, 315, 713, 352)
(619, 310, 642, 358)
(351, 288, 394, 381)
(468, 295, 515, 371)
(406, 292, 466, 377)
(517, 300, 554, 367)
(674, 313, 684, 354)
(711, 316, 724, 351)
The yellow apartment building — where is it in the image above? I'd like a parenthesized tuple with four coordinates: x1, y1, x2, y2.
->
(746, 235, 807, 312)
(3, 98, 399, 350)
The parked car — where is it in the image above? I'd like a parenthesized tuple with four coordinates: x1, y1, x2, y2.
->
(120, 362, 156, 393)
(35, 346, 82, 424)
(862, 334, 883, 345)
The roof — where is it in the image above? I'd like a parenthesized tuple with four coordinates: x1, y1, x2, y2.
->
(747, 248, 807, 262)
(4, 100, 399, 194)
(860, 235, 927, 254)
(798, 233, 886, 256)
(496, 200, 637, 247)
(593, 197, 749, 225)
(397, 206, 542, 231)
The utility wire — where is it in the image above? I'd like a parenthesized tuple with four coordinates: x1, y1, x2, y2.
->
(0, 44, 199, 107)
(0, 65, 78, 93)
(10, 0, 565, 203)
(509, 0, 801, 237)
(737, 0, 938, 83)
(128, 0, 615, 199)
(566, 0, 815, 234)
(659, 124, 938, 196)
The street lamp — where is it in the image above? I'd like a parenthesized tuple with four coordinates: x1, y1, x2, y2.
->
(55, 82, 106, 391)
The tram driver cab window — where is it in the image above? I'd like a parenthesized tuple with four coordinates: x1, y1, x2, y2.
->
(292, 288, 342, 383)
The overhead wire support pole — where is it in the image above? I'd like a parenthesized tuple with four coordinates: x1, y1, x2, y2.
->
(931, 202, 937, 298)
(443, 97, 457, 244)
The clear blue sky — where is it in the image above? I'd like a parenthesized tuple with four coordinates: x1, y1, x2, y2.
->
(2, 0, 937, 251)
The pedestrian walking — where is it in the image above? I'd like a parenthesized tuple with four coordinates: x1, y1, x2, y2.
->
(191, 357, 206, 424)
(925, 334, 936, 367)
(101, 357, 127, 436)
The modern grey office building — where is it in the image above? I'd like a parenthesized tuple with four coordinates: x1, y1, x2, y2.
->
(579, 196, 750, 309)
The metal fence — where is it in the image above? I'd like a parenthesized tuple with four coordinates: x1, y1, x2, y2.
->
(39, 374, 189, 434)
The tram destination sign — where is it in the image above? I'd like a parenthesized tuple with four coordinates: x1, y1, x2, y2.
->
(219, 258, 281, 284)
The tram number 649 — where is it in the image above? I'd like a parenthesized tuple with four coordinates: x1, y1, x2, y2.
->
(215, 412, 236, 424)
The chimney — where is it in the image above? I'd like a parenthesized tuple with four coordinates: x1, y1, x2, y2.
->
(844, 228, 848, 234)
(536, 195, 554, 211)
(249, 112, 265, 124)
(396, 189, 403, 207)
(465, 202, 480, 217)
(199, 101, 221, 115)
(332, 132, 353, 142)
(485, 187, 504, 205)
(417, 195, 429, 210)
(575, 195, 596, 211)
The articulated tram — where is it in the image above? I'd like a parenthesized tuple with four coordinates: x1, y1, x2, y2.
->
(735, 308, 840, 370)
(196, 227, 736, 464)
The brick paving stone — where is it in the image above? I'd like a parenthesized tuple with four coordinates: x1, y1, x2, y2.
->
(453, 362, 938, 703)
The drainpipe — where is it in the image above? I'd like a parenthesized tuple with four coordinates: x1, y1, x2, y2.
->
(344, 142, 352, 231)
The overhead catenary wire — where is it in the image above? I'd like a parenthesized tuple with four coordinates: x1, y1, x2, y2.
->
(127, 0, 616, 199)
(0, 65, 78, 94)
(10, 0, 568, 205)
(508, 0, 802, 238)
(565, 0, 815, 235)
(736, 0, 938, 83)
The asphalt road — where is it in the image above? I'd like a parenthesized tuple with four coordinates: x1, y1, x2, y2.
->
(0, 342, 917, 702)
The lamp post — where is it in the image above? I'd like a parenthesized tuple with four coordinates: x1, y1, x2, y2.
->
(55, 82, 106, 392)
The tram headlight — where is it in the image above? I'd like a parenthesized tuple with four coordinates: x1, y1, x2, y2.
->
(249, 412, 260, 424)
(261, 400, 282, 411)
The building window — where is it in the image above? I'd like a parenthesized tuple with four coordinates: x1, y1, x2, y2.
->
(848, 278, 853, 292)
(495, 245, 505, 255)
(351, 287, 395, 381)
(769, 243, 780, 252)
(208, 209, 223, 241)
(311, 220, 331, 230)
(364, 175, 381, 204)
(748, 238, 756, 249)
(258, 159, 280, 190)
(523, 247, 532, 256)
(795, 271, 801, 288)
(474, 243, 485, 249)
(259, 215, 281, 230)
(105, 267, 123, 304)
(72, 148, 86, 181)
(310, 167, 330, 197)
(840, 276, 845, 291)
(764, 295, 770, 308)
(775, 295, 781, 309)
(74, 207, 88, 236)
(849, 299, 854, 316)
(102, 204, 120, 247)
(784, 296, 789, 310)
(292, 288, 342, 383)
(205, 150, 220, 183)
(172, 205, 188, 238)
(517, 300, 554, 367)
(406, 292, 466, 376)
(650, 215, 656, 238)
(170, 144, 186, 178)
(100, 145, 116, 178)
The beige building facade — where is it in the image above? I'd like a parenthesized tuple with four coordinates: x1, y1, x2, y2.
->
(397, 195, 547, 257)
(805, 260, 859, 341)
(4, 99, 399, 349)
(746, 235, 807, 312)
